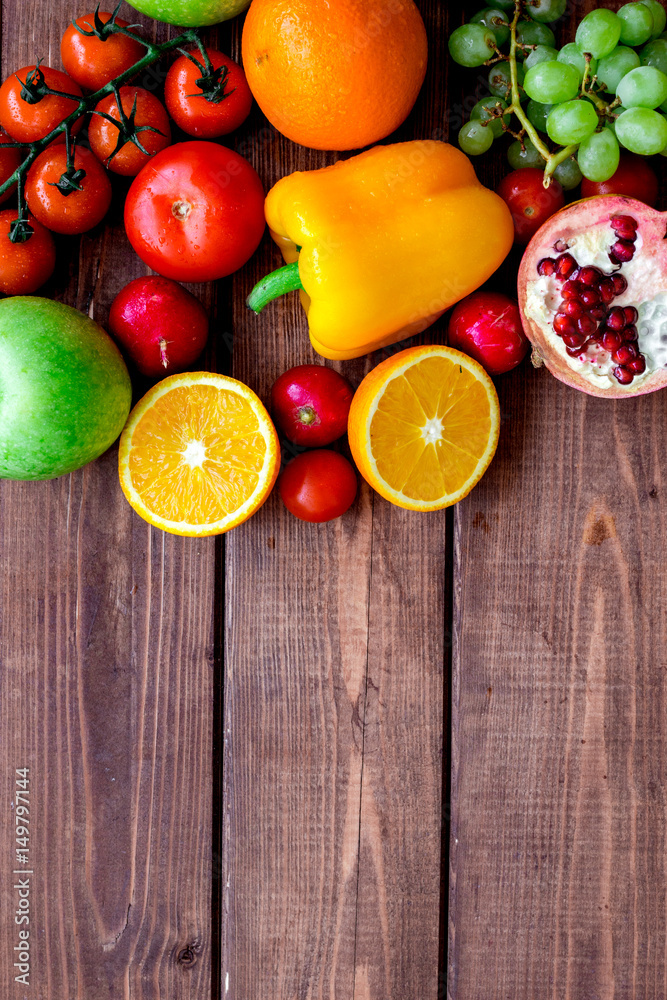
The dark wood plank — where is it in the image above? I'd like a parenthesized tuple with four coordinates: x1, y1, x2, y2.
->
(222, 2, 447, 996)
(0, 4, 216, 996)
(449, 2, 667, 996)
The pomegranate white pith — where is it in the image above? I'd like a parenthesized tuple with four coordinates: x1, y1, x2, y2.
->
(518, 197, 667, 398)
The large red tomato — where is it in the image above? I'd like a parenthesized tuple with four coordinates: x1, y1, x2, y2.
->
(124, 141, 265, 282)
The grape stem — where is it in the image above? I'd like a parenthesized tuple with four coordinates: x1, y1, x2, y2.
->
(0, 23, 202, 239)
(501, 1, 577, 187)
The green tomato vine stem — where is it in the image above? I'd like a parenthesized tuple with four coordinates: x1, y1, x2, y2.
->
(0, 24, 203, 237)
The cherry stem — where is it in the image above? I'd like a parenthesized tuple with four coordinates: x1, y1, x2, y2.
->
(0, 27, 202, 237)
(247, 261, 304, 313)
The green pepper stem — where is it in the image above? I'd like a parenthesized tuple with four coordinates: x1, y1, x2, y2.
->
(247, 261, 303, 313)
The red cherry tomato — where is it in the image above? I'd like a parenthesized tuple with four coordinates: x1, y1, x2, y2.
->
(496, 168, 565, 245)
(89, 86, 171, 176)
(124, 141, 265, 282)
(0, 209, 56, 295)
(581, 152, 659, 207)
(0, 129, 21, 205)
(279, 450, 358, 523)
(0, 66, 83, 143)
(271, 365, 354, 446)
(25, 146, 112, 235)
(109, 276, 209, 377)
(61, 12, 145, 92)
(448, 291, 529, 375)
(165, 47, 253, 139)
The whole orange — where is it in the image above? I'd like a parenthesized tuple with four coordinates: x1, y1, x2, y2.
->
(241, 0, 428, 150)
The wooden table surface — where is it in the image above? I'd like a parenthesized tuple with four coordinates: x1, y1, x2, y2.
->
(1, 0, 666, 997)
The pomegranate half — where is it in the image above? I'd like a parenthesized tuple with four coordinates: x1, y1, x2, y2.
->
(518, 196, 667, 398)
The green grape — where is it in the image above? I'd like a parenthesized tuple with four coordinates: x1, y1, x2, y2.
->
(458, 120, 495, 155)
(575, 10, 622, 59)
(546, 99, 599, 144)
(615, 105, 667, 153)
(553, 157, 583, 190)
(617, 2, 654, 47)
(470, 96, 510, 137)
(523, 60, 580, 103)
(526, 99, 554, 132)
(596, 46, 641, 94)
(488, 60, 525, 97)
(524, 0, 567, 23)
(640, 38, 667, 76)
(448, 24, 497, 67)
(577, 129, 620, 182)
(516, 20, 557, 58)
(471, 8, 510, 48)
(507, 138, 546, 169)
(641, 0, 667, 38)
(616, 65, 667, 108)
(525, 45, 559, 70)
(557, 42, 598, 83)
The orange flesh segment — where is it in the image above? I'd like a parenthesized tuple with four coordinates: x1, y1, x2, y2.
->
(127, 384, 268, 525)
(370, 357, 494, 502)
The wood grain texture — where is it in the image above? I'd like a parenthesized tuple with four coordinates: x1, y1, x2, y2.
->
(221, 3, 446, 997)
(0, 5, 216, 997)
(448, 3, 667, 998)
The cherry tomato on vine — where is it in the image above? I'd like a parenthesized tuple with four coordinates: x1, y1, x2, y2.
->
(0, 66, 83, 143)
(279, 450, 358, 523)
(164, 47, 253, 138)
(61, 11, 145, 93)
(496, 168, 564, 245)
(124, 141, 265, 282)
(0, 208, 56, 295)
(581, 153, 659, 208)
(25, 146, 112, 235)
(89, 86, 171, 176)
(0, 129, 21, 205)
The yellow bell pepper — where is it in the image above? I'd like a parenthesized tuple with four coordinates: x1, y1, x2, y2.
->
(247, 140, 514, 361)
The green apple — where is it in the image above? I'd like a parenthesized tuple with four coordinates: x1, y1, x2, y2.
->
(125, 0, 250, 27)
(0, 297, 132, 480)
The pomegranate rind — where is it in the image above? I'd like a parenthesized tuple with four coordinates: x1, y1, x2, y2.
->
(518, 195, 667, 398)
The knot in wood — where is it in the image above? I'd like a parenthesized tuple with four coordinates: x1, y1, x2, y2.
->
(176, 945, 197, 968)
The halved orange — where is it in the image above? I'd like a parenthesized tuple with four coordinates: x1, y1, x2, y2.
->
(347, 346, 500, 511)
(118, 372, 280, 536)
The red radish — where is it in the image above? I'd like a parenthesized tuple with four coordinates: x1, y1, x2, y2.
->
(108, 276, 209, 377)
(270, 364, 354, 446)
(581, 153, 658, 208)
(447, 291, 529, 375)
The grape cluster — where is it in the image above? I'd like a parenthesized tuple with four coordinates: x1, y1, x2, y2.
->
(449, 0, 667, 186)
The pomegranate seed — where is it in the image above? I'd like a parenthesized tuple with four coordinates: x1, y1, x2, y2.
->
(622, 324, 638, 342)
(602, 331, 622, 352)
(607, 306, 626, 331)
(612, 343, 638, 365)
(554, 240, 570, 253)
(610, 239, 635, 263)
(554, 312, 575, 335)
(537, 258, 556, 276)
(563, 299, 583, 318)
(579, 287, 600, 307)
(578, 266, 601, 286)
(555, 253, 577, 280)
(598, 278, 615, 304)
(611, 274, 628, 296)
(589, 305, 607, 321)
(610, 215, 638, 240)
(561, 280, 582, 300)
(613, 365, 634, 385)
(623, 306, 638, 325)
(577, 314, 597, 335)
(629, 355, 646, 374)
(562, 332, 587, 348)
